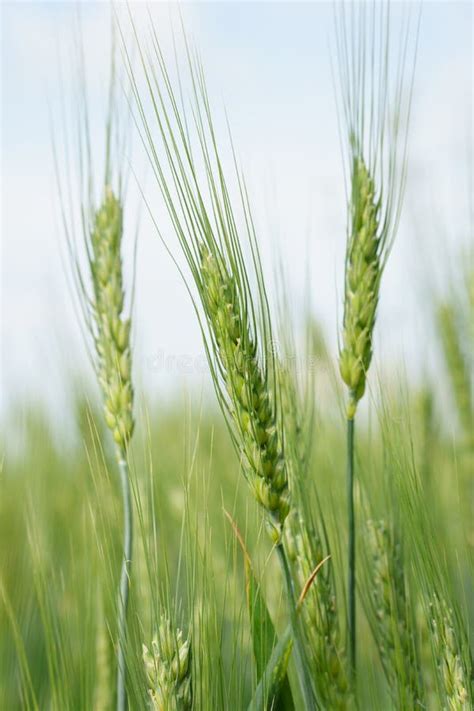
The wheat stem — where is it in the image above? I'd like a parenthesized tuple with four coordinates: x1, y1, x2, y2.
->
(276, 543, 317, 711)
(117, 456, 132, 711)
(346, 418, 356, 679)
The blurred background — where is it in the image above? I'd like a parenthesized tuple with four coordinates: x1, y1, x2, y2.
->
(1, 1, 472, 424)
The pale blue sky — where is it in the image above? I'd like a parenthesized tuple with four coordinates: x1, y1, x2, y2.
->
(1, 1, 472, 418)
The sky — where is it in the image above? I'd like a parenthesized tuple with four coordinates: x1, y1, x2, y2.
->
(1, 1, 472, 421)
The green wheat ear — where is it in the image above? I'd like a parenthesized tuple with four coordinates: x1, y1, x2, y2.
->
(124, 21, 316, 707)
(429, 596, 472, 710)
(285, 511, 350, 708)
(200, 245, 289, 537)
(91, 188, 134, 452)
(335, 4, 418, 419)
(339, 157, 380, 420)
(335, 4, 418, 675)
(56, 40, 135, 709)
(143, 616, 192, 711)
(78, 187, 135, 711)
(365, 519, 424, 709)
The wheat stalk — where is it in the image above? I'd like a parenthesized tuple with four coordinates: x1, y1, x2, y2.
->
(88, 187, 134, 711)
(335, 3, 418, 674)
(123, 20, 317, 708)
(58, 65, 135, 706)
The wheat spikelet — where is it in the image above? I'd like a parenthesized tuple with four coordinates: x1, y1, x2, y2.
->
(277, 312, 349, 705)
(85, 187, 134, 711)
(90, 188, 134, 453)
(334, 4, 417, 673)
(143, 617, 192, 711)
(429, 596, 471, 711)
(339, 158, 381, 420)
(59, 59, 135, 708)
(365, 520, 424, 709)
(285, 512, 350, 708)
(336, 2, 416, 420)
(200, 245, 289, 541)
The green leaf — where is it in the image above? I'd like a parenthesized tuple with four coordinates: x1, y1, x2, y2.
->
(247, 625, 293, 711)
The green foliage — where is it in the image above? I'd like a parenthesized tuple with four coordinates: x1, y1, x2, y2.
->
(1, 374, 472, 710)
(247, 626, 293, 711)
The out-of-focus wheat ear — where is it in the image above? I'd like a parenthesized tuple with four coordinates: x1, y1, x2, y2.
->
(415, 385, 436, 487)
(143, 616, 192, 711)
(365, 520, 424, 709)
(437, 302, 473, 449)
(285, 512, 351, 709)
(89, 187, 134, 711)
(57, 40, 135, 710)
(428, 595, 472, 710)
(276, 287, 350, 707)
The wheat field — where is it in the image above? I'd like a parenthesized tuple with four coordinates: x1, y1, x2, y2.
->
(1, 3, 472, 710)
